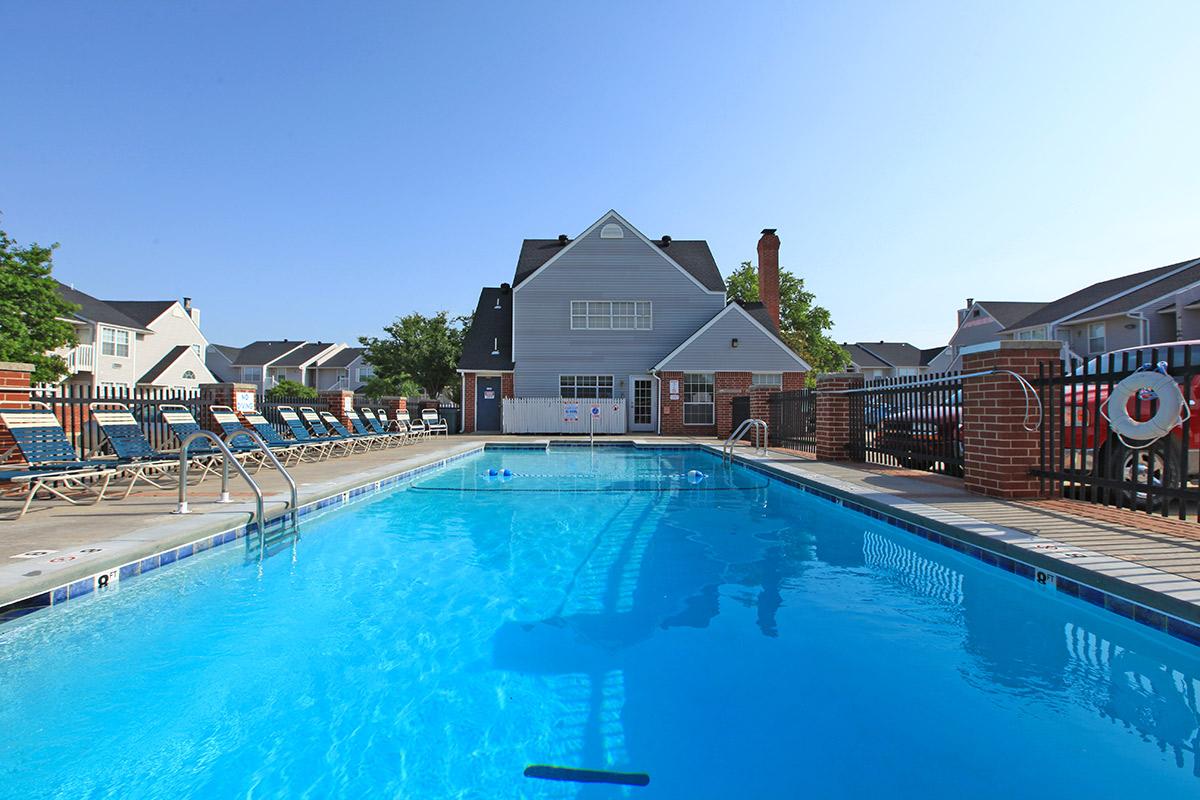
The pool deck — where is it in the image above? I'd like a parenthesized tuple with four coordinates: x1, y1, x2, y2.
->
(4, 436, 1200, 633)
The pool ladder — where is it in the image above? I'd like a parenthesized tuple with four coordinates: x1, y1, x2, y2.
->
(174, 430, 301, 559)
(723, 418, 768, 462)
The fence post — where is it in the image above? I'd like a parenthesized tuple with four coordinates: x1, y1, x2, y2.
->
(815, 372, 863, 461)
(961, 341, 1060, 499)
(321, 390, 356, 430)
(0, 362, 34, 464)
(199, 382, 257, 432)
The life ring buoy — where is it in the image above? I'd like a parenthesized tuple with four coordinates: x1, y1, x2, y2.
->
(1102, 370, 1187, 446)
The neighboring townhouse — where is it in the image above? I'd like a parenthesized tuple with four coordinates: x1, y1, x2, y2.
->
(941, 299, 1048, 370)
(223, 340, 345, 391)
(457, 210, 811, 434)
(1001, 256, 1200, 359)
(205, 344, 241, 382)
(311, 347, 373, 391)
(52, 282, 216, 391)
(841, 342, 939, 378)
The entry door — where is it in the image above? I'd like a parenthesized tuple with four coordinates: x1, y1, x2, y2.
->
(629, 376, 655, 432)
(475, 376, 502, 432)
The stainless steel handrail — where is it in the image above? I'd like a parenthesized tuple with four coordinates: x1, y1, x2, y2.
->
(223, 429, 300, 537)
(723, 418, 768, 461)
(175, 430, 300, 558)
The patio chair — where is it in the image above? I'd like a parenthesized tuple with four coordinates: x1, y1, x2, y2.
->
(395, 410, 428, 440)
(277, 406, 345, 458)
(359, 408, 407, 446)
(421, 408, 450, 436)
(208, 405, 309, 468)
(89, 403, 190, 497)
(316, 410, 383, 451)
(241, 409, 327, 464)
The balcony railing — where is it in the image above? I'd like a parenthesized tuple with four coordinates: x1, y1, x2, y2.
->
(64, 344, 95, 373)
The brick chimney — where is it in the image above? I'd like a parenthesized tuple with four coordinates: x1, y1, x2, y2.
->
(757, 228, 781, 326)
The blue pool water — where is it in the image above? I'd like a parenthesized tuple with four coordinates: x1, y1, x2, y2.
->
(2, 446, 1199, 798)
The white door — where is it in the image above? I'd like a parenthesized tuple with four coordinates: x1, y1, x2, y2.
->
(629, 375, 655, 432)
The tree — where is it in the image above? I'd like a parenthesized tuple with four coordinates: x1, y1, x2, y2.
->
(725, 261, 848, 374)
(265, 378, 317, 401)
(0, 229, 80, 383)
(359, 311, 468, 398)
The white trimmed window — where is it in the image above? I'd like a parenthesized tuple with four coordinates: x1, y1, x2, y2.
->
(356, 364, 374, 382)
(1087, 322, 1106, 354)
(1016, 327, 1047, 341)
(683, 373, 714, 425)
(241, 366, 262, 382)
(100, 326, 130, 357)
(570, 301, 652, 330)
(560, 375, 614, 399)
(751, 373, 782, 388)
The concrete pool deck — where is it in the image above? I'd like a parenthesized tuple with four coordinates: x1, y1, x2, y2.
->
(3, 436, 1200, 634)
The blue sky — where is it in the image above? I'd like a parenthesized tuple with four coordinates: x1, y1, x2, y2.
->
(2, 2, 1197, 349)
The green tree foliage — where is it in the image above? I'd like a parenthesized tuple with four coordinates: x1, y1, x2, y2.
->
(359, 311, 468, 398)
(265, 378, 318, 401)
(725, 261, 848, 374)
(0, 229, 80, 383)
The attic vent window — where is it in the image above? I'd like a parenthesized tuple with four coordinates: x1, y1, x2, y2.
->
(182, 370, 196, 380)
(600, 223, 624, 239)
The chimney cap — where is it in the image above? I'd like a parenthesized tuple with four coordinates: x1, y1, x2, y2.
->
(557, 234, 569, 245)
(660, 235, 671, 246)
(760, 228, 778, 236)
(500, 282, 511, 293)
(182, 297, 192, 310)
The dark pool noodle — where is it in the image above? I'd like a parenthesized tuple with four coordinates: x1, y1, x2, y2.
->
(523, 764, 650, 786)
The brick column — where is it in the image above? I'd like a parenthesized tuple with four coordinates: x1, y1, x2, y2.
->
(199, 382, 257, 432)
(962, 341, 1060, 499)
(378, 395, 408, 421)
(716, 371, 752, 439)
(321, 390, 356, 430)
(501, 373, 514, 399)
(0, 362, 34, 465)
(659, 371, 684, 435)
(815, 372, 862, 461)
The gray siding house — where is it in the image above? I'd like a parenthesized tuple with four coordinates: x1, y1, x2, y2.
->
(458, 210, 810, 435)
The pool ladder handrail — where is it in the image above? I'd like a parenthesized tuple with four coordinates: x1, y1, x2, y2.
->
(175, 430, 300, 558)
(723, 418, 768, 461)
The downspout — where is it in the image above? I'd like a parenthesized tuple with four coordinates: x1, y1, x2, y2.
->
(460, 373, 466, 434)
(651, 370, 662, 436)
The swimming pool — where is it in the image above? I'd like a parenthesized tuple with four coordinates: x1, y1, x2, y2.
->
(1, 445, 1198, 798)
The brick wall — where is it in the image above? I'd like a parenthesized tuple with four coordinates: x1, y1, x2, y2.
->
(198, 383, 257, 433)
(462, 373, 476, 433)
(0, 362, 34, 465)
(659, 371, 686, 435)
(716, 371, 752, 438)
(815, 372, 862, 460)
(962, 342, 1059, 499)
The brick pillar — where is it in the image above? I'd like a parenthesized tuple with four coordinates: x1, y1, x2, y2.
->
(321, 390, 356, 430)
(716, 371, 752, 439)
(378, 395, 408, 422)
(0, 362, 34, 465)
(815, 372, 862, 461)
(782, 372, 807, 391)
(462, 373, 477, 433)
(501, 373, 514, 399)
(199, 383, 257, 432)
(962, 341, 1060, 499)
(659, 371, 684, 435)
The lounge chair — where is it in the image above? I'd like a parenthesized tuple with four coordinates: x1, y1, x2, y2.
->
(208, 405, 310, 468)
(89, 403, 190, 497)
(421, 408, 449, 436)
(240, 409, 327, 463)
(395, 410, 428, 440)
(316, 410, 384, 451)
(277, 406, 345, 458)
(0, 403, 118, 517)
(359, 408, 407, 446)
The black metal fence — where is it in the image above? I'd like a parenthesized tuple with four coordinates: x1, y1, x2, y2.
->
(848, 372, 964, 476)
(768, 389, 816, 454)
(29, 384, 203, 458)
(1032, 345, 1200, 520)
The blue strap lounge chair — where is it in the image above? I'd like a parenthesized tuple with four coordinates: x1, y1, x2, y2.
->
(208, 405, 306, 471)
(89, 403, 184, 498)
(277, 407, 341, 459)
(158, 404, 222, 458)
(359, 408, 406, 446)
(317, 410, 382, 452)
(296, 407, 360, 455)
(241, 409, 326, 463)
(421, 408, 449, 436)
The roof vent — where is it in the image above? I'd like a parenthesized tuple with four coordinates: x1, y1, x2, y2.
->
(660, 235, 671, 247)
(557, 234, 569, 245)
(600, 223, 624, 239)
(491, 338, 500, 356)
(500, 282, 511, 294)
(494, 294, 502, 310)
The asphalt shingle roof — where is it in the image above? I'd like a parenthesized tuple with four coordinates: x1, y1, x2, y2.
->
(1061, 258, 1200, 323)
(55, 282, 150, 331)
(855, 342, 925, 367)
(104, 300, 178, 328)
(841, 343, 890, 369)
(458, 287, 514, 371)
(512, 238, 725, 292)
(318, 347, 365, 368)
(271, 342, 337, 367)
(973, 301, 1048, 328)
(231, 341, 307, 366)
(138, 345, 189, 384)
(1004, 258, 1200, 331)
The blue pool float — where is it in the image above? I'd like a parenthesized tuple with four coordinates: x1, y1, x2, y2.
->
(687, 470, 706, 484)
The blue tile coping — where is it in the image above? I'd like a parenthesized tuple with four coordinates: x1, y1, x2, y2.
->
(3, 441, 1200, 653)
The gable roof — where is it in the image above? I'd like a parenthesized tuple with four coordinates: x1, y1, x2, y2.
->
(512, 211, 726, 293)
(920, 346, 948, 366)
(138, 345, 190, 384)
(855, 342, 925, 367)
(653, 301, 811, 371)
(317, 347, 365, 368)
(232, 340, 307, 366)
(458, 287, 514, 371)
(55, 282, 151, 331)
(1060, 257, 1200, 323)
(104, 300, 178, 328)
(841, 343, 890, 369)
(208, 344, 241, 362)
(271, 342, 338, 367)
(973, 301, 1048, 328)
(1004, 257, 1200, 331)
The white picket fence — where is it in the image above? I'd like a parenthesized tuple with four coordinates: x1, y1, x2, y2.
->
(502, 397, 627, 434)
